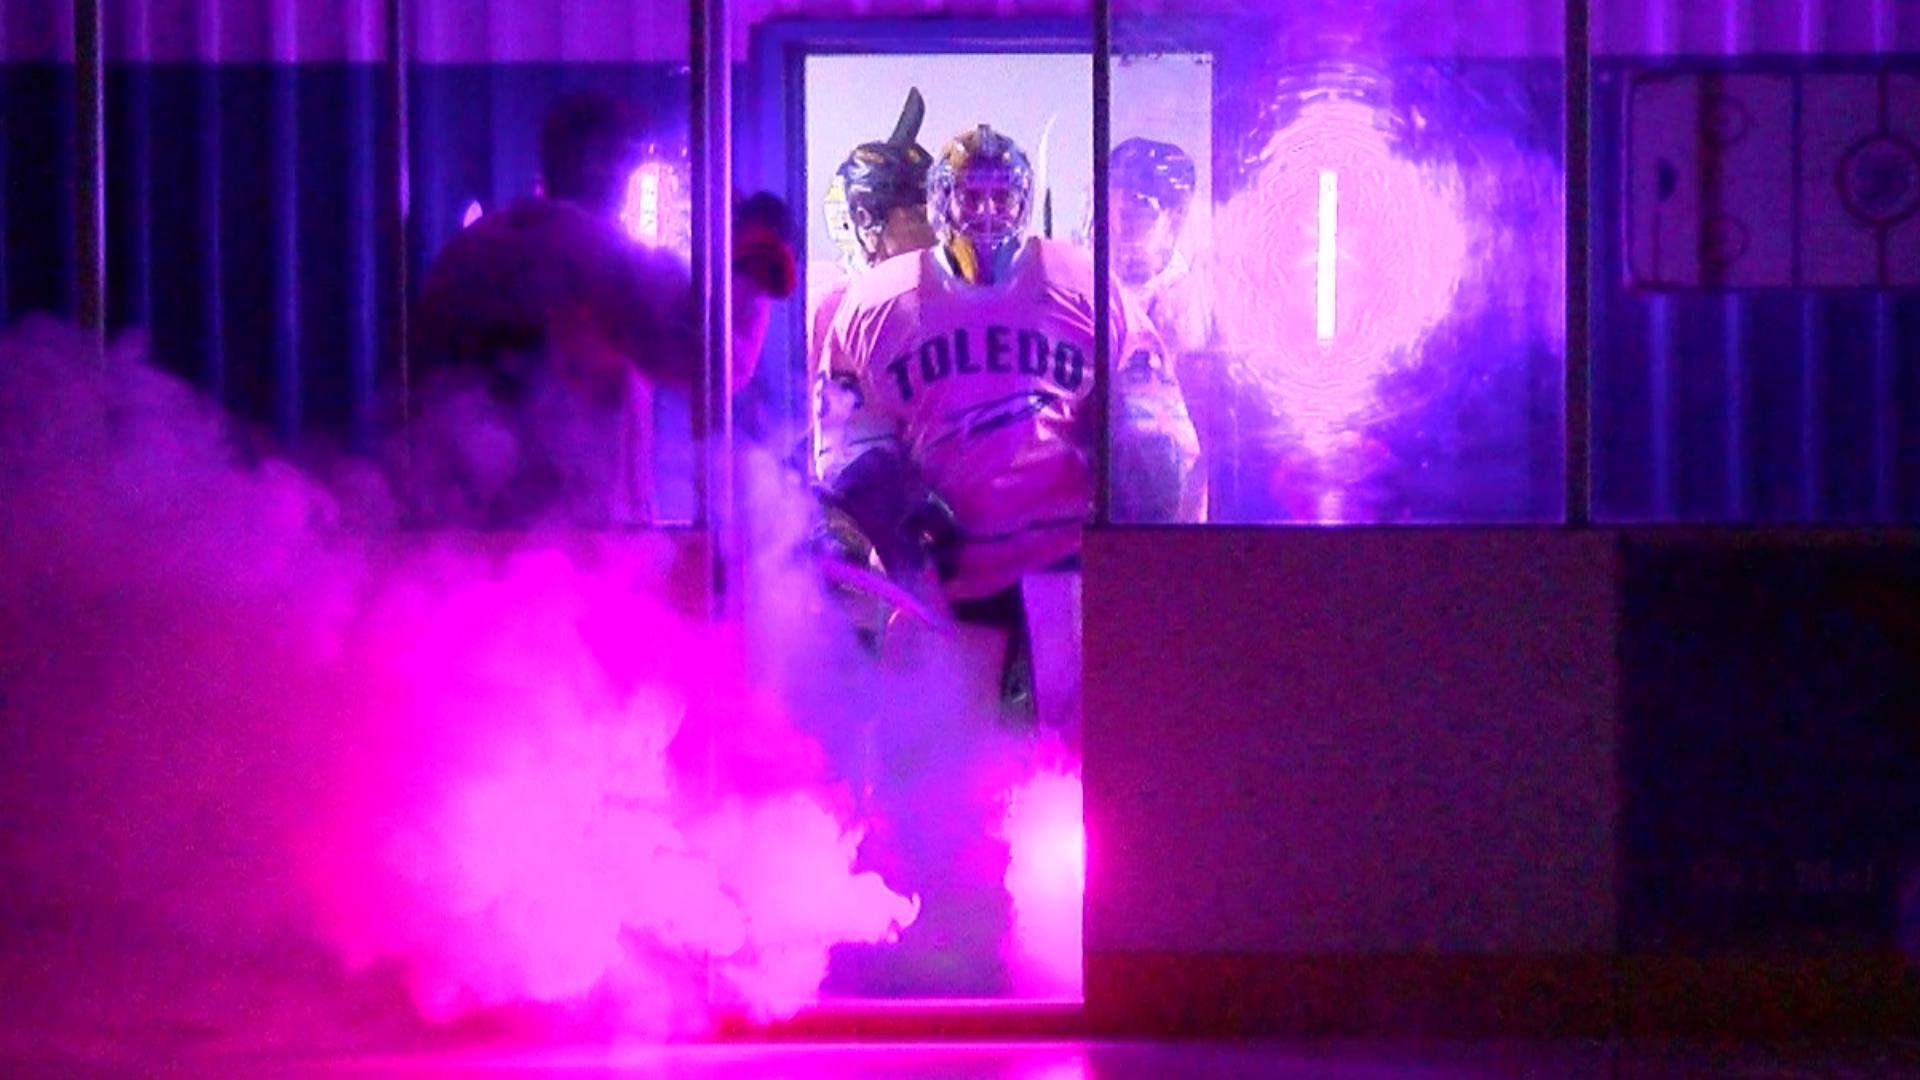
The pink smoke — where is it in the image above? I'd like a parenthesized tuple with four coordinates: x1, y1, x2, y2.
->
(1214, 96, 1469, 449)
(999, 754, 1085, 999)
(0, 319, 916, 1060)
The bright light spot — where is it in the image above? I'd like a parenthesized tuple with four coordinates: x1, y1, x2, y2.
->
(622, 164, 662, 245)
(999, 764, 1084, 998)
(619, 161, 693, 263)
(640, 169, 660, 240)
(1316, 169, 1338, 344)
(461, 200, 483, 228)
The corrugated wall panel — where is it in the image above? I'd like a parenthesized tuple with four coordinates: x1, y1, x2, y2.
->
(396, 0, 1568, 61)
(1594, 0, 1920, 56)
(72, 2, 391, 447)
(410, 0, 690, 62)
(98, 0, 386, 62)
(1, 1, 76, 62)
(2, 0, 77, 324)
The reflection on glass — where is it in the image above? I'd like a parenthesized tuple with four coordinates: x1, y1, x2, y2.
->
(618, 148, 694, 262)
(1218, 69, 1478, 522)
(408, 73, 701, 527)
(1111, 14, 1567, 524)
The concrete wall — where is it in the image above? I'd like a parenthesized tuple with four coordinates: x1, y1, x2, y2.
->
(1082, 527, 1622, 1034)
(1080, 526, 1920, 1038)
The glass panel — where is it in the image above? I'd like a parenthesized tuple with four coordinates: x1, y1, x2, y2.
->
(1112, 2, 1569, 524)
(737, 13, 1095, 1005)
(1591, 2, 1920, 523)
(405, 1, 697, 526)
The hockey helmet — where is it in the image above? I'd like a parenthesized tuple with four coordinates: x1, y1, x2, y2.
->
(828, 88, 934, 265)
(928, 124, 1034, 284)
(1110, 137, 1197, 215)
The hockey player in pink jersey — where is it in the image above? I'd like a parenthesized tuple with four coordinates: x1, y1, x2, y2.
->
(818, 123, 1203, 605)
(807, 90, 938, 485)
(1107, 137, 1215, 362)
(816, 124, 1200, 999)
(808, 88, 938, 368)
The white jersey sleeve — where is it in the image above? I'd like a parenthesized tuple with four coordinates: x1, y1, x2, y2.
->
(814, 274, 906, 488)
(1110, 285, 1206, 523)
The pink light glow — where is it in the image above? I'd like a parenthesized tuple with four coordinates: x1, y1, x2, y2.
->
(1017, 1061, 1092, 1080)
(623, 165, 661, 243)
(999, 762, 1084, 998)
(461, 200, 483, 228)
(1214, 97, 1469, 449)
(0, 321, 919, 1049)
(304, 545, 920, 1031)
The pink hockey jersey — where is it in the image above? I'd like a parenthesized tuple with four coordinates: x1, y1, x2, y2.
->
(821, 236, 1197, 600)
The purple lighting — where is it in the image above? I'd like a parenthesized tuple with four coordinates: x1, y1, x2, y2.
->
(1214, 96, 1468, 455)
